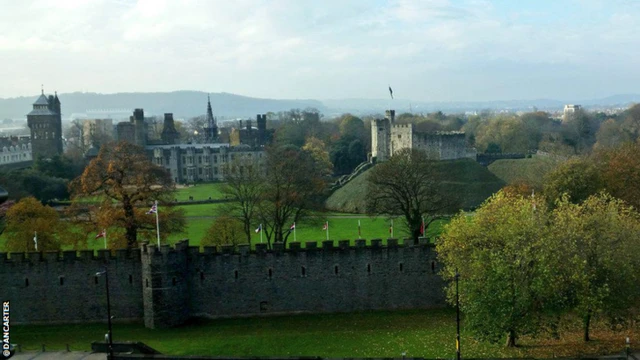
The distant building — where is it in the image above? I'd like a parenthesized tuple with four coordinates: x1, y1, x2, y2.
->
(230, 115, 273, 147)
(82, 118, 113, 149)
(114, 97, 270, 184)
(563, 104, 582, 122)
(0, 136, 31, 165)
(371, 110, 475, 162)
(26, 90, 63, 159)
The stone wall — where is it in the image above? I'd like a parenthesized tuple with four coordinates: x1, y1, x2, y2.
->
(1, 239, 445, 328)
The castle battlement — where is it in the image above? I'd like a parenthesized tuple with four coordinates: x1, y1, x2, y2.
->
(3, 238, 445, 328)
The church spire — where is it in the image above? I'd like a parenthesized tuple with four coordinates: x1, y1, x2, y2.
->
(204, 94, 218, 143)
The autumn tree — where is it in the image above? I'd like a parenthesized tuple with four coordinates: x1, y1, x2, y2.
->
(220, 156, 265, 244)
(548, 194, 640, 341)
(3, 197, 63, 252)
(437, 191, 551, 347)
(366, 148, 460, 243)
(543, 157, 603, 207)
(258, 145, 327, 247)
(201, 216, 246, 248)
(70, 141, 185, 248)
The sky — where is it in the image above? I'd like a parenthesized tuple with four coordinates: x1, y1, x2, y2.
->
(1, 0, 640, 102)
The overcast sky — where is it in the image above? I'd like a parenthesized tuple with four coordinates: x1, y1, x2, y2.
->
(2, 0, 640, 101)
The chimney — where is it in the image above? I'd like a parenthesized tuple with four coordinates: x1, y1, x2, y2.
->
(385, 110, 395, 123)
(134, 108, 144, 121)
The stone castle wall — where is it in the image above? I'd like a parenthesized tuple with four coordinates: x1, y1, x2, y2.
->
(1, 239, 445, 328)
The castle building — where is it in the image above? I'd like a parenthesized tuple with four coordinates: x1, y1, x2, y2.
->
(26, 90, 63, 159)
(563, 104, 582, 122)
(0, 136, 32, 165)
(230, 114, 273, 147)
(371, 110, 475, 162)
(203, 95, 218, 143)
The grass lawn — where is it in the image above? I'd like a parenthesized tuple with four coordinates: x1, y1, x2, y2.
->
(174, 183, 227, 201)
(165, 215, 448, 247)
(11, 309, 635, 358)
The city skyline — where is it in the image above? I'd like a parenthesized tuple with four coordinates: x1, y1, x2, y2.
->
(2, 0, 640, 101)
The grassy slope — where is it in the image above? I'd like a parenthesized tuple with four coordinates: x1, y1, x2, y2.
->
(12, 309, 636, 359)
(488, 155, 561, 188)
(326, 159, 505, 213)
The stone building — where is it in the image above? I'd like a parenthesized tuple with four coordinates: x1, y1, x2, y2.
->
(26, 90, 63, 159)
(0, 136, 31, 165)
(371, 109, 475, 162)
(563, 104, 582, 123)
(82, 118, 113, 149)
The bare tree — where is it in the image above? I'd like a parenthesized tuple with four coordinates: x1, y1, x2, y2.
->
(366, 148, 461, 243)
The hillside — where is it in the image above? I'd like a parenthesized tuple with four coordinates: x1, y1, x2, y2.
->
(488, 155, 562, 188)
(0, 91, 327, 120)
(326, 158, 505, 213)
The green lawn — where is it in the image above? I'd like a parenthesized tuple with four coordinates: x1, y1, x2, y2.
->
(174, 183, 227, 201)
(10, 309, 631, 358)
(166, 215, 447, 247)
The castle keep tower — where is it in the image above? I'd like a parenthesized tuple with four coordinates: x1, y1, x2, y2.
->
(371, 110, 395, 162)
(27, 90, 63, 159)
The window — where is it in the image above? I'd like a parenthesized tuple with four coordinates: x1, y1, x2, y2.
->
(25, 278, 29, 287)
(234, 270, 238, 280)
(268, 268, 272, 279)
(94, 276, 98, 285)
(129, 275, 133, 284)
(172, 277, 177, 286)
(367, 264, 371, 274)
(334, 265, 339, 275)
(59, 276, 64, 286)
(301, 266, 306, 277)
(399, 263, 404, 272)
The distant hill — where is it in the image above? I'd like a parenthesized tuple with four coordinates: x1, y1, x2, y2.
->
(326, 158, 505, 213)
(0, 91, 327, 120)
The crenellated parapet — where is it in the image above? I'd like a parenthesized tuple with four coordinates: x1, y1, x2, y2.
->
(1, 238, 444, 328)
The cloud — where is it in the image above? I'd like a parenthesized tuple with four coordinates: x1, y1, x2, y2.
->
(1, 0, 640, 101)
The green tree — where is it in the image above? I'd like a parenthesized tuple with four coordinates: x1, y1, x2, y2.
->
(3, 197, 62, 252)
(366, 148, 460, 243)
(70, 141, 185, 248)
(543, 157, 603, 207)
(437, 191, 550, 347)
(548, 194, 640, 341)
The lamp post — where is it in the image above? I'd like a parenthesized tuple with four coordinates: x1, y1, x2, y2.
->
(455, 269, 461, 360)
(96, 269, 114, 360)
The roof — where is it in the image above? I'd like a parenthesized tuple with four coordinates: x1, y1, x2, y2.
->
(27, 108, 57, 116)
(33, 94, 49, 106)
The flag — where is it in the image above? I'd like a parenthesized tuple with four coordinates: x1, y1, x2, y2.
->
(388, 86, 394, 99)
(255, 224, 262, 233)
(33, 231, 38, 250)
(358, 220, 361, 237)
(96, 229, 106, 239)
(322, 222, 328, 231)
(289, 223, 296, 231)
(146, 202, 157, 214)
(389, 222, 393, 234)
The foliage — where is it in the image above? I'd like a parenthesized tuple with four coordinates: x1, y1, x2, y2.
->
(547, 194, 640, 341)
(488, 155, 559, 190)
(70, 141, 185, 248)
(366, 149, 461, 243)
(543, 157, 603, 207)
(302, 136, 333, 177)
(0, 200, 14, 236)
(438, 191, 550, 346)
(33, 154, 84, 180)
(201, 216, 246, 248)
(0, 169, 69, 202)
(3, 197, 63, 252)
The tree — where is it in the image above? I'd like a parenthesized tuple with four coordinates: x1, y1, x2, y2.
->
(437, 191, 551, 347)
(366, 148, 460, 243)
(70, 141, 185, 248)
(548, 194, 640, 341)
(543, 157, 603, 207)
(220, 156, 265, 244)
(258, 145, 327, 247)
(302, 136, 333, 177)
(0, 200, 14, 236)
(594, 118, 630, 149)
(3, 197, 62, 252)
(201, 216, 246, 248)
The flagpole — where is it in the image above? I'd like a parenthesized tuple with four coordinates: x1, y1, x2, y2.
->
(260, 224, 263, 243)
(326, 221, 329, 241)
(293, 222, 296, 242)
(391, 219, 394, 238)
(34, 231, 38, 251)
(358, 219, 361, 239)
(154, 200, 160, 247)
(104, 229, 107, 249)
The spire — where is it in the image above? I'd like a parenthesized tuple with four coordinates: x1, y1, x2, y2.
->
(204, 94, 217, 143)
(41, 84, 44, 95)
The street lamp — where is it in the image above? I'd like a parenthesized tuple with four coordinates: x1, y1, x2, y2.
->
(96, 269, 114, 360)
(455, 269, 461, 360)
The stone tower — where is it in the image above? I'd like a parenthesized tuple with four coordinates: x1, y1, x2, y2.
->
(133, 108, 147, 146)
(161, 113, 180, 145)
(27, 90, 63, 159)
(370, 110, 395, 162)
(203, 95, 218, 143)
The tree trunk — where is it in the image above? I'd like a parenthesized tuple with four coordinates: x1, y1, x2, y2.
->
(583, 311, 591, 342)
(506, 330, 517, 347)
(123, 199, 137, 249)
